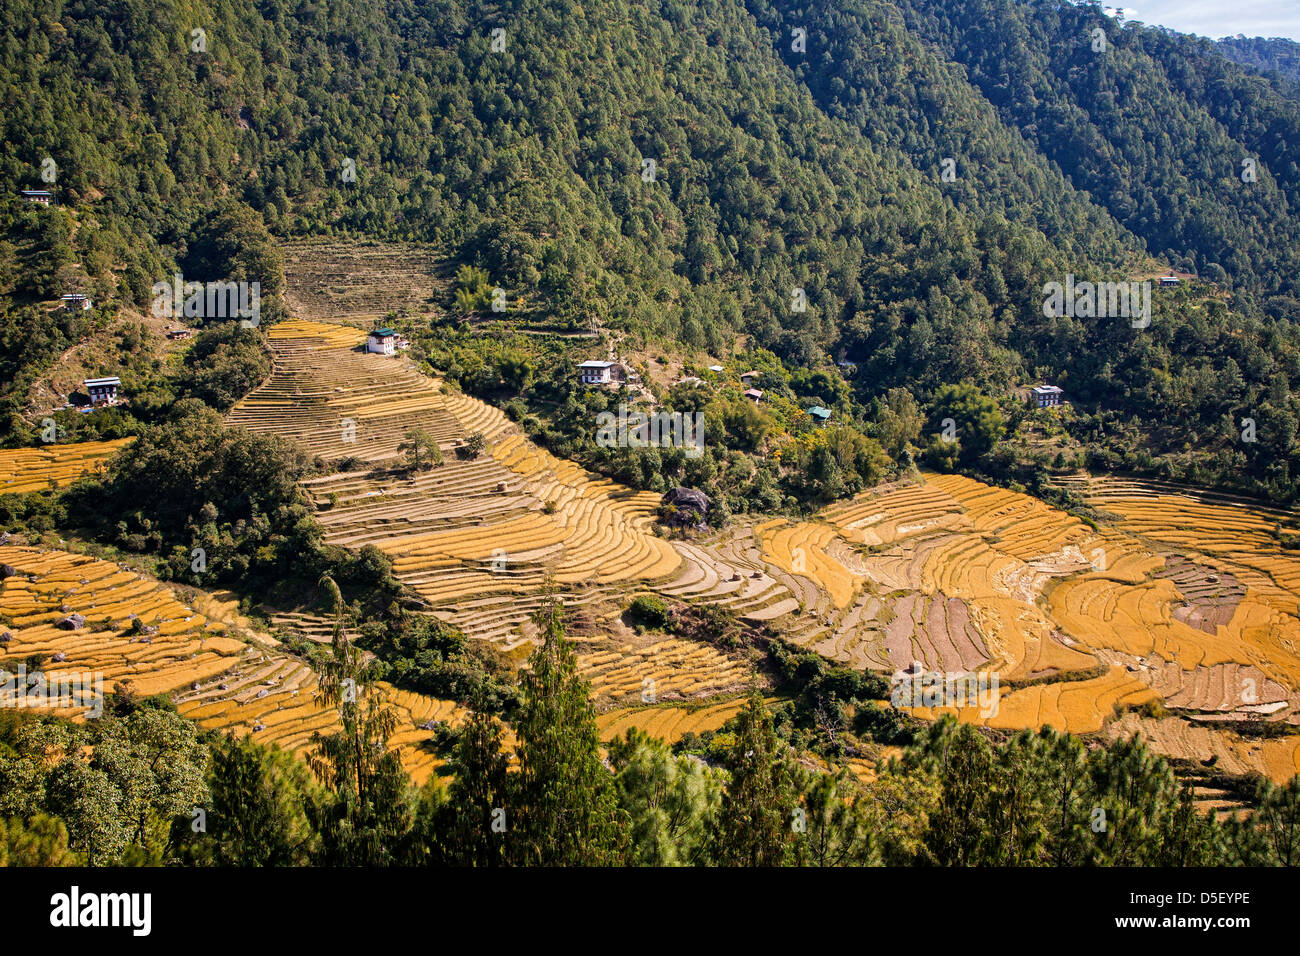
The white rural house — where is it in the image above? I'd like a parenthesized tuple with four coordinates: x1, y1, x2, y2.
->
(84, 376, 121, 407)
(61, 293, 92, 311)
(577, 360, 623, 385)
(367, 328, 398, 355)
(1031, 384, 1064, 408)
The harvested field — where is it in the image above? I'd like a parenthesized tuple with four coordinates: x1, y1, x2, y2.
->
(579, 636, 751, 706)
(0, 544, 465, 783)
(1105, 713, 1300, 782)
(176, 658, 465, 785)
(1124, 657, 1291, 716)
(1155, 556, 1246, 633)
(216, 306, 1300, 782)
(0, 439, 132, 494)
(596, 697, 759, 745)
(228, 319, 493, 464)
(882, 593, 989, 672)
(906, 666, 1157, 735)
(0, 545, 248, 709)
(758, 519, 861, 609)
(238, 327, 681, 647)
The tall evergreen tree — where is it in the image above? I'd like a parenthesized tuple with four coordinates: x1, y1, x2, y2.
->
(714, 695, 799, 866)
(511, 600, 625, 865)
(308, 576, 412, 865)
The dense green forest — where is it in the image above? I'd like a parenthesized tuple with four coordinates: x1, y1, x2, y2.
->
(1217, 35, 1300, 86)
(2, 0, 1298, 499)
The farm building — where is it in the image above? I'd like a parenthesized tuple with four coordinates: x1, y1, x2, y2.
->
(84, 376, 121, 407)
(707, 365, 725, 373)
(1159, 275, 1181, 287)
(367, 328, 398, 355)
(677, 376, 704, 387)
(60, 293, 92, 311)
(807, 405, 832, 425)
(740, 370, 760, 382)
(166, 328, 194, 340)
(743, 388, 763, 403)
(577, 360, 624, 385)
(1031, 384, 1064, 408)
(20, 189, 52, 205)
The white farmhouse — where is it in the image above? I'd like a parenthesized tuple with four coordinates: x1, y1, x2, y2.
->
(577, 360, 623, 385)
(367, 328, 398, 355)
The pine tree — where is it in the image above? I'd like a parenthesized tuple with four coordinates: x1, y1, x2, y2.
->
(511, 600, 625, 865)
(308, 576, 412, 865)
(714, 695, 798, 866)
(1253, 777, 1300, 866)
(0, 814, 78, 866)
(190, 736, 319, 866)
(791, 768, 873, 866)
(608, 727, 722, 866)
(443, 709, 511, 866)
(921, 720, 996, 865)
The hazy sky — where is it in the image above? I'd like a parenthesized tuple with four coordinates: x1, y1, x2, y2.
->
(1106, 3, 1300, 41)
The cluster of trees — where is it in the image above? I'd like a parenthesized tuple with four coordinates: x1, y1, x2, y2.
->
(62, 404, 317, 589)
(41, 403, 402, 606)
(357, 612, 518, 715)
(1215, 36, 1300, 89)
(902, 719, 1300, 866)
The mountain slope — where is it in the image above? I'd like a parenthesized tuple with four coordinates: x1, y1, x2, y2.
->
(1, 0, 1299, 496)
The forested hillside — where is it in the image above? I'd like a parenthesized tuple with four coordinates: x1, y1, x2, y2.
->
(2, 0, 1299, 495)
(1218, 35, 1300, 86)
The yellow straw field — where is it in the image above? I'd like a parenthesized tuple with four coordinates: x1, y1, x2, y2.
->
(0, 439, 133, 494)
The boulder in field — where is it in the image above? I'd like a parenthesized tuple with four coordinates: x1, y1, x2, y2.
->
(662, 486, 710, 515)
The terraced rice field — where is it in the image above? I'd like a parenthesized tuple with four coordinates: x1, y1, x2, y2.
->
(215, 316, 1300, 784)
(283, 239, 445, 323)
(578, 636, 751, 705)
(746, 471, 1300, 781)
(905, 666, 1158, 735)
(0, 439, 133, 494)
(596, 697, 759, 744)
(176, 659, 467, 785)
(0, 543, 461, 782)
(757, 519, 862, 609)
(1105, 713, 1300, 783)
(0, 545, 249, 708)
(228, 319, 504, 464)
(234, 322, 684, 649)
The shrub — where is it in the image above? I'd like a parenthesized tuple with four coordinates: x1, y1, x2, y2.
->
(627, 595, 670, 631)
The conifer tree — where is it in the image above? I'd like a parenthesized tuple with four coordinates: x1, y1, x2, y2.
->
(309, 576, 411, 865)
(511, 600, 625, 865)
(714, 694, 798, 866)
